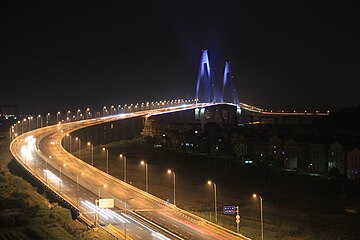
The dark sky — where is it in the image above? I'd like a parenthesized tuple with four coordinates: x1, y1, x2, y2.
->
(1, 1, 359, 113)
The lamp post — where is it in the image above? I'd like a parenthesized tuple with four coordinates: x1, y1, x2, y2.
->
(120, 154, 127, 182)
(66, 133, 72, 153)
(28, 116, 32, 131)
(22, 118, 26, 133)
(37, 114, 42, 128)
(88, 142, 94, 166)
(77, 109, 81, 120)
(124, 197, 133, 238)
(96, 184, 107, 227)
(253, 193, 264, 240)
(76, 172, 84, 207)
(140, 161, 148, 192)
(46, 156, 50, 184)
(59, 163, 66, 193)
(207, 180, 217, 223)
(167, 169, 176, 206)
(75, 137, 81, 158)
(103, 147, 109, 174)
(57, 111, 61, 124)
(67, 110, 71, 122)
(86, 108, 90, 119)
(46, 113, 50, 126)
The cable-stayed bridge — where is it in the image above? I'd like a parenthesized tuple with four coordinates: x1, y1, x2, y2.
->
(8, 50, 329, 240)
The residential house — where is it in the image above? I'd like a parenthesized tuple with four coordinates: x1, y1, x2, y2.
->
(347, 147, 360, 179)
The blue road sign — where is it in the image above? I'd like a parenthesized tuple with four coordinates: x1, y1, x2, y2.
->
(223, 205, 236, 215)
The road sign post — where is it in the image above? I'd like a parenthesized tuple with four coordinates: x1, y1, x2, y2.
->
(235, 205, 240, 233)
(223, 205, 236, 215)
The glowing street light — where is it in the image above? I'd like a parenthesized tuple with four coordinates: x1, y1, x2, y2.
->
(77, 109, 81, 119)
(66, 110, 71, 121)
(124, 197, 134, 238)
(57, 111, 61, 124)
(28, 116, 33, 130)
(37, 114, 43, 128)
(97, 184, 107, 227)
(75, 137, 81, 158)
(22, 118, 26, 133)
(86, 108, 91, 119)
(253, 193, 264, 240)
(59, 163, 66, 193)
(46, 113, 50, 126)
(140, 161, 148, 192)
(76, 172, 84, 207)
(167, 169, 176, 206)
(102, 106, 107, 117)
(119, 154, 127, 182)
(66, 133, 72, 153)
(87, 142, 94, 166)
(103, 147, 109, 174)
(207, 180, 217, 223)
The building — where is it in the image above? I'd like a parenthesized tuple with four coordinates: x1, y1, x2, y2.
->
(308, 143, 327, 173)
(269, 134, 282, 166)
(328, 142, 345, 175)
(347, 147, 360, 180)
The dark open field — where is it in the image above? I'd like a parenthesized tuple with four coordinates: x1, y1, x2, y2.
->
(79, 138, 360, 240)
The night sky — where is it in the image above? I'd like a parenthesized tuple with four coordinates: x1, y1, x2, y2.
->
(1, 1, 359, 113)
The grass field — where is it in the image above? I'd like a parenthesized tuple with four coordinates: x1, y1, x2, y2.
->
(0, 134, 115, 240)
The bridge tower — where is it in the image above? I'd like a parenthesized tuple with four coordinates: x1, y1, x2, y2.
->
(222, 61, 240, 105)
(195, 50, 221, 103)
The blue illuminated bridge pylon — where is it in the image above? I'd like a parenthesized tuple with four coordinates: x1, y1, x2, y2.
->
(222, 61, 240, 105)
(195, 50, 240, 106)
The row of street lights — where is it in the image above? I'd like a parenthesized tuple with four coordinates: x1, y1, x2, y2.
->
(48, 144, 264, 239)
(10, 99, 196, 140)
(139, 163, 264, 240)
(61, 134, 264, 238)
(63, 135, 128, 181)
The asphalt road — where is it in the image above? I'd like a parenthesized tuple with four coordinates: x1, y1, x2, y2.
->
(10, 104, 249, 240)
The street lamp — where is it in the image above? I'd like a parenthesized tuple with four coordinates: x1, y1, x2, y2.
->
(22, 118, 26, 133)
(140, 161, 148, 192)
(207, 180, 217, 223)
(88, 142, 94, 166)
(67, 110, 71, 122)
(86, 108, 91, 119)
(57, 111, 61, 124)
(77, 109, 81, 120)
(120, 154, 127, 182)
(37, 114, 42, 128)
(59, 163, 66, 193)
(45, 156, 51, 184)
(97, 184, 107, 227)
(167, 169, 176, 206)
(76, 172, 84, 207)
(253, 193, 264, 240)
(75, 137, 81, 158)
(46, 113, 50, 126)
(124, 197, 133, 238)
(66, 133, 72, 153)
(28, 116, 32, 130)
(103, 147, 109, 174)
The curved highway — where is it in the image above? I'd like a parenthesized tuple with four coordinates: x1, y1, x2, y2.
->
(10, 103, 250, 240)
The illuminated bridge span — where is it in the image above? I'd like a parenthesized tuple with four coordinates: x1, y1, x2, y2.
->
(10, 103, 252, 240)
(9, 51, 329, 240)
